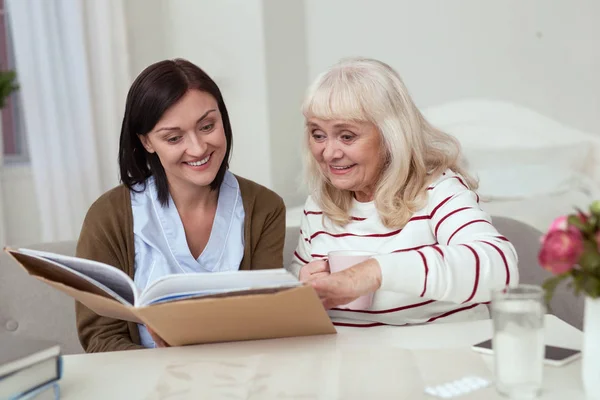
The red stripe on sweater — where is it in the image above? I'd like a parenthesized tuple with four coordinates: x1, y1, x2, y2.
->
(434, 207, 472, 236)
(429, 176, 469, 191)
(304, 210, 322, 216)
(447, 219, 491, 244)
(333, 321, 404, 328)
(310, 228, 403, 241)
(303, 195, 469, 243)
(432, 245, 444, 257)
(408, 215, 430, 222)
(310, 254, 326, 259)
(496, 235, 509, 242)
(417, 250, 429, 297)
(331, 299, 436, 314)
(480, 240, 511, 286)
(391, 242, 439, 253)
(427, 303, 481, 323)
(460, 244, 480, 303)
(304, 210, 366, 221)
(300, 229, 311, 243)
(294, 251, 309, 265)
(430, 196, 452, 218)
(453, 176, 469, 189)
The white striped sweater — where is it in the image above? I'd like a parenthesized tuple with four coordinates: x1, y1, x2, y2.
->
(289, 170, 519, 327)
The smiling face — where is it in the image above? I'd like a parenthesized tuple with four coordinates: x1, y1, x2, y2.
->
(307, 117, 384, 202)
(139, 89, 227, 193)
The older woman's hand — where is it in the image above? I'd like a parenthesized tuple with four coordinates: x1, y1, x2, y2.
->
(299, 259, 330, 283)
(310, 258, 382, 309)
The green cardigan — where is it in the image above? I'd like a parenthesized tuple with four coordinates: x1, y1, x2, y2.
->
(75, 175, 286, 353)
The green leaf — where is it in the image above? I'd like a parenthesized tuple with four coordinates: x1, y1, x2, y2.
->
(589, 215, 600, 231)
(590, 201, 600, 217)
(542, 273, 570, 308)
(568, 215, 592, 234)
(583, 239, 598, 253)
(572, 270, 586, 296)
(583, 276, 600, 298)
(579, 249, 600, 273)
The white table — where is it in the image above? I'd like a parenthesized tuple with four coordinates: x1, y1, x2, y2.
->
(59, 315, 584, 399)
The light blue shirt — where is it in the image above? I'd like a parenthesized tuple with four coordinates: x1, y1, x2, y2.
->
(131, 171, 245, 348)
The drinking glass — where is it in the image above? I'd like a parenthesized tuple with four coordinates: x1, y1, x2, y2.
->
(491, 284, 545, 399)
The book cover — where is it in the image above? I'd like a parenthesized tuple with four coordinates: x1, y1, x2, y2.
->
(5, 248, 336, 346)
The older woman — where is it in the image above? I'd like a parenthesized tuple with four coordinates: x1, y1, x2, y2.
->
(290, 57, 518, 326)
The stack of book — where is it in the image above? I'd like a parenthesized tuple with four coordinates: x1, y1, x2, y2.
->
(0, 337, 61, 399)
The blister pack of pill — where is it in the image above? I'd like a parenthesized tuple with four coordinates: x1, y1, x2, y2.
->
(424, 376, 491, 398)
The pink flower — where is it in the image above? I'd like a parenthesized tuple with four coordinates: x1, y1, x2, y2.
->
(541, 215, 586, 244)
(539, 230, 584, 274)
(548, 216, 569, 233)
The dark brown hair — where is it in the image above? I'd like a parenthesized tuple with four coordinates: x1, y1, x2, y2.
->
(118, 58, 233, 205)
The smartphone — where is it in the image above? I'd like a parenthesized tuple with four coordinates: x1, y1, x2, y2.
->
(472, 339, 581, 367)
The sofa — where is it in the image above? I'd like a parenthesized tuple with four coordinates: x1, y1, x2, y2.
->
(0, 216, 584, 355)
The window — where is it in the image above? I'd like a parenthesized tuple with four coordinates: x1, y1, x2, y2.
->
(0, 0, 27, 163)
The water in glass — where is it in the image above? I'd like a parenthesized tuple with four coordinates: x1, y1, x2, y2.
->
(492, 285, 545, 399)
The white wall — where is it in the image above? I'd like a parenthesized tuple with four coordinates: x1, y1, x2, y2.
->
(263, 0, 309, 206)
(161, 0, 274, 190)
(3, 0, 600, 244)
(304, 0, 600, 133)
(123, 0, 168, 77)
(124, 0, 307, 204)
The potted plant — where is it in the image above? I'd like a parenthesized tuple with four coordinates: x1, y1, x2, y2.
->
(539, 201, 600, 398)
(0, 70, 18, 108)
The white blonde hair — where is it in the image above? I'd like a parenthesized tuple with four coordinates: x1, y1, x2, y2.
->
(302, 57, 477, 228)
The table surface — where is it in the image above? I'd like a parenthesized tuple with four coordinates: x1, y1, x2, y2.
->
(58, 315, 585, 399)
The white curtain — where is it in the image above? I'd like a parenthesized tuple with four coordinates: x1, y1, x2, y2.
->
(7, 0, 131, 242)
